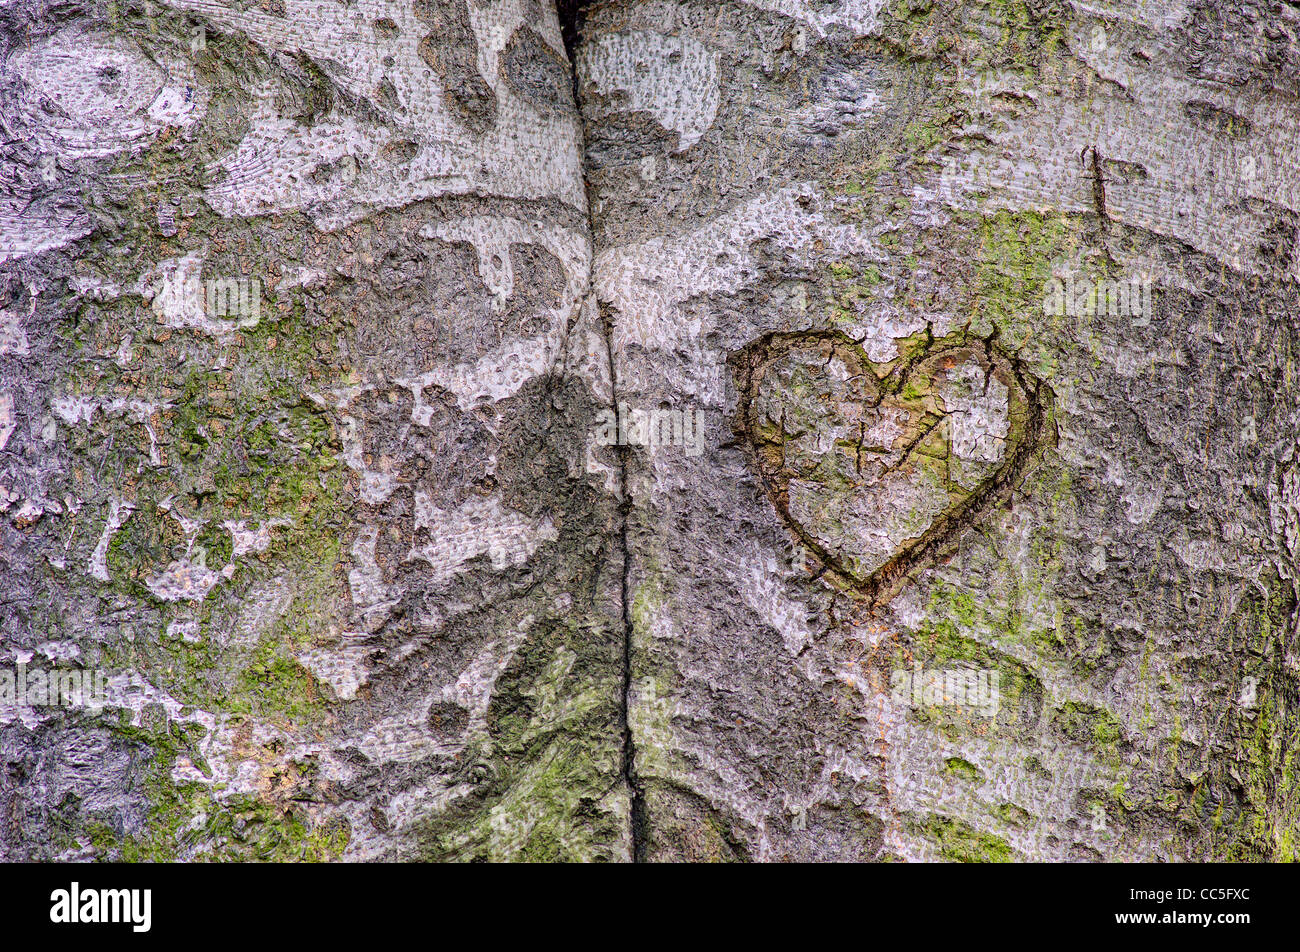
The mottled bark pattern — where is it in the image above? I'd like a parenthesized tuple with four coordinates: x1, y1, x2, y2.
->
(1, 0, 1297, 863)
(0, 0, 625, 862)
(579, 0, 1300, 861)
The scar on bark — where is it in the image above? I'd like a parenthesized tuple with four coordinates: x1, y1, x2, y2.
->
(1081, 145, 1107, 225)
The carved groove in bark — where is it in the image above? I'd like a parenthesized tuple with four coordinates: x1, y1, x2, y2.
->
(733, 329, 1054, 608)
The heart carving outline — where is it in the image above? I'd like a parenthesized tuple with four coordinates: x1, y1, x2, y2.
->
(732, 329, 1052, 606)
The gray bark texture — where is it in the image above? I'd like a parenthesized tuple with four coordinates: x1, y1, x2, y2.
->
(0, 0, 1297, 862)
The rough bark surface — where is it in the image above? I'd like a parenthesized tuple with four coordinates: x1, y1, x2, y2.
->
(1, 0, 1298, 862)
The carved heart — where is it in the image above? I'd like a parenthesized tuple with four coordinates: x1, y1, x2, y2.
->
(734, 331, 1048, 603)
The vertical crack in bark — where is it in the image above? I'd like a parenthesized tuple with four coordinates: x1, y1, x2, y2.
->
(600, 302, 647, 862)
(555, 0, 589, 101)
(558, 0, 644, 859)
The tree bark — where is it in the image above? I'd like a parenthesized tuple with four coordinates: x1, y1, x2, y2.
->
(1, 0, 1297, 862)
(577, 0, 1300, 861)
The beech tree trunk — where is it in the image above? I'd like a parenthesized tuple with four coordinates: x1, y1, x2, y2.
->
(1, 0, 1297, 862)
